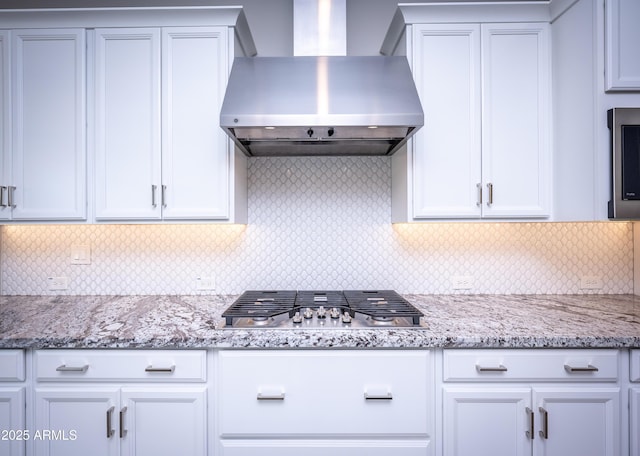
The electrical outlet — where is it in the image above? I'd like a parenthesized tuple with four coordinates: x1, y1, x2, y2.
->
(48, 276, 68, 290)
(196, 276, 216, 291)
(451, 275, 474, 290)
(580, 276, 603, 290)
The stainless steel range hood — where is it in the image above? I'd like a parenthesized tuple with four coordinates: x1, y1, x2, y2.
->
(220, 55, 423, 156)
(219, 0, 423, 157)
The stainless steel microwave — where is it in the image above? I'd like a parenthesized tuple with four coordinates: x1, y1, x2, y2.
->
(608, 107, 640, 219)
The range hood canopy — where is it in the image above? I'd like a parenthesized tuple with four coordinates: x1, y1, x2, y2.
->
(219, 0, 423, 157)
(220, 55, 424, 156)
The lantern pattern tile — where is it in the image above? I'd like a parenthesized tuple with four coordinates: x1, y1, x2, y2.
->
(0, 157, 633, 295)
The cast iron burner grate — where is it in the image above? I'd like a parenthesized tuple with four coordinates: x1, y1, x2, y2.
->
(343, 290, 423, 325)
(222, 290, 297, 326)
(294, 290, 348, 310)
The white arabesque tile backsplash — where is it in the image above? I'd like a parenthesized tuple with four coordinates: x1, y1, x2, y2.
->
(0, 156, 634, 295)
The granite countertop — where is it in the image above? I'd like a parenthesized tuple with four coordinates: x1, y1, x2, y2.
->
(1, 294, 639, 349)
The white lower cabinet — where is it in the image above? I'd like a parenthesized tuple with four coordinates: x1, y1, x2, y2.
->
(216, 350, 434, 456)
(443, 387, 531, 456)
(32, 350, 207, 456)
(0, 350, 26, 456)
(631, 350, 640, 455)
(442, 349, 621, 456)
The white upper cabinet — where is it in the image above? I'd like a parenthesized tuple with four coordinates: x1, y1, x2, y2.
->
(94, 26, 239, 222)
(480, 23, 550, 218)
(0, 7, 254, 224)
(0, 31, 10, 221)
(606, 0, 640, 91)
(386, 3, 551, 221)
(410, 24, 482, 218)
(9, 29, 86, 220)
(161, 27, 232, 220)
(94, 28, 162, 220)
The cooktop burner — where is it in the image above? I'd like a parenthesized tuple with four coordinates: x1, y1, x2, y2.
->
(221, 290, 424, 328)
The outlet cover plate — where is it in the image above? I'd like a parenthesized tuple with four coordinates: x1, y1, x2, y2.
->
(48, 276, 68, 290)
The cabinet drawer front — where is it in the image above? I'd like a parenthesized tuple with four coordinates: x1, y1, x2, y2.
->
(632, 350, 640, 382)
(443, 349, 619, 382)
(220, 440, 431, 456)
(0, 350, 25, 381)
(218, 350, 432, 437)
(35, 349, 206, 382)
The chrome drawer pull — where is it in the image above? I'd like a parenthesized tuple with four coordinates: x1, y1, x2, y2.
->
(364, 392, 393, 400)
(56, 364, 89, 373)
(476, 364, 507, 372)
(119, 406, 127, 438)
(8, 186, 15, 208)
(0, 186, 6, 207)
(151, 185, 157, 208)
(106, 406, 115, 438)
(525, 407, 534, 439)
(257, 392, 285, 401)
(539, 406, 548, 439)
(564, 364, 598, 373)
(145, 365, 175, 373)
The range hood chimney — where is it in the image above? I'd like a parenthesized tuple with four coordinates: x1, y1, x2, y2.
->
(219, 0, 424, 157)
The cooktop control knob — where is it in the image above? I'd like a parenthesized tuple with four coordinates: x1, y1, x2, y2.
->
(292, 311, 303, 324)
(316, 306, 327, 319)
(342, 312, 352, 324)
(303, 307, 314, 319)
(330, 307, 340, 319)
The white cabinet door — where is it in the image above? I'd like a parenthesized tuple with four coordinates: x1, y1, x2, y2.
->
(0, 31, 10, 221)
(34, 387, 119, 456)
(94, 28, 161, 220)
(630, 388, 640, 456)
(161, 27, 230, 220)
(411, 24, 482, 219)
(442, 387, 531, 456)
(533, 388, 620, 456)
(606, 0, 640, 91)
(120, 387, 206, 456)
(11, 29, 86, 220)
(480, 23, 550, 218)
(402, 21, 549, 220)
(0, 388, 25, 456)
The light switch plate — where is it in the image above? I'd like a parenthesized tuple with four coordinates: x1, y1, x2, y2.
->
(71, 245, 91, 265)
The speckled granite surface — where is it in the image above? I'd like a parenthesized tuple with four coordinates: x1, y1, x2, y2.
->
(1, 294, 639, 349)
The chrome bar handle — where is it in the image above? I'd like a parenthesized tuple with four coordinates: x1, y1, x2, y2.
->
(525, 407, 534, 439)
(106, 406, 115, 438)
(539, 406, 548, 439)
(0, 186, 6, 207)
(476, 364, 507, 372)
(145, 365, 175, 373)
(476, 183, 482, 206)
(119, 406, 127, 438)
(257, 392, 285, 401)
(364, 392, 393, 401)
(56, 364, 89, 373)
(486, 182, 494, 206)
(151, 184, 157, 208)
(564, 364, 599, 373)
(161, 185, 167, 208)
(8, 186, 15, 208)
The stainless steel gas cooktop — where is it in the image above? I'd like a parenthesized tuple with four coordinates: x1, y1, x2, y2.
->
(221, 290, 424, 329)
